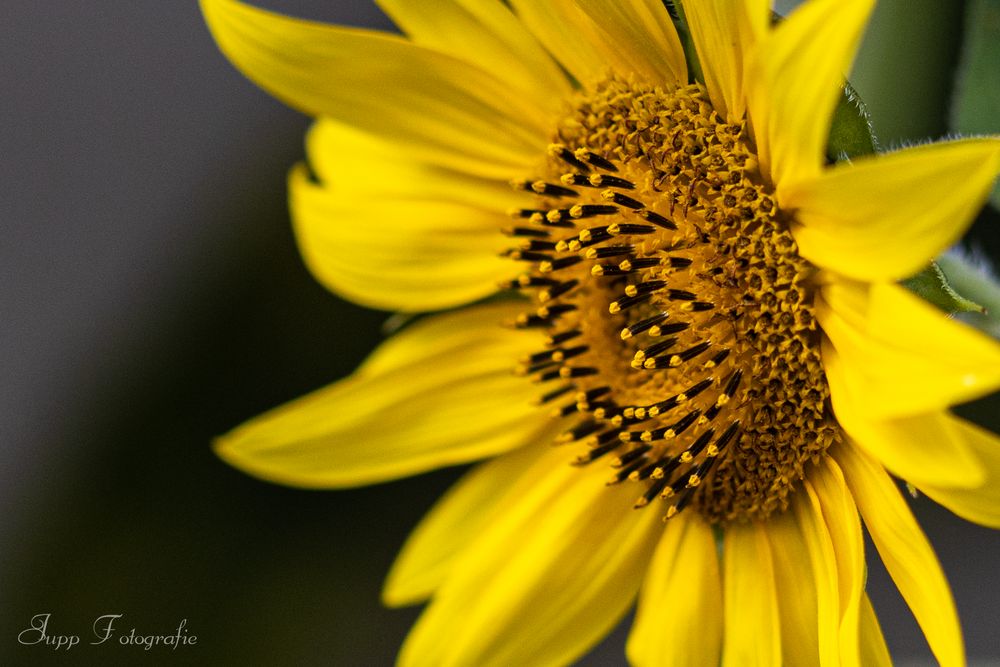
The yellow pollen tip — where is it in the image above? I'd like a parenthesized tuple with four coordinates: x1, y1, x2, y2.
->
(620, 328, 632, 340)
(539, 261, 554, 273)
(643, 358, 656, 369)
(716, 394, 730, 407)
(600, 189, 616, 201)
(529, 212, 545, 224)
(538, 290, 552, 302)
(677, 393, 688, 403)
(634, 497, 649, 509)
(579, 229, 593, 242)
(546, 210, 562, 223)
(546, 144, 563, 156)
(661, 487, 675, 499)
(706, 445, 720, 457)
(531, 181, 548, 194)
(607, 223, 621, 235)
(555, 241, 570, 252)
(665, 505, 679, 519)
(651, 468, 665, 480)
(687, 474, 701, 488)
(625, 285, 638, 297)
(560, 173, 576, 186)
(568, 240, 583, 251)
(591, 265, 605, 276)
(611, 415, 624, 426)
(618, 432, 631, 443)
(619, 260, 633, 271)
(569, 204, 585, 218)
(609, 302, 621, 314)
(584, 248, 599, 260)
(551, 351, 565, 362)
(628, 471, 642, 482)
(558, 367, 573, 378)
(640, 431, 653, 443)
(648, 407, 660, 417)
(669, 355, 682, 367)
(648, 325, 662, 336)
(635, 408, 647, 419)
(680, 452, 693, 463)
(623, 408, 636, 419)
(593, 407, 607, 419)
(588, 174, 603, 187)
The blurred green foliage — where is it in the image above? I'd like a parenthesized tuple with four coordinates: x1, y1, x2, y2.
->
(952, 0, 1000, 210)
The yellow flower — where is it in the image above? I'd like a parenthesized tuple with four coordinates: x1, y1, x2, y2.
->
(202, 0, 1000, 664)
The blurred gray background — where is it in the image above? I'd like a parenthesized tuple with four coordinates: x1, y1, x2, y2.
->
(2, 1, 998, 664)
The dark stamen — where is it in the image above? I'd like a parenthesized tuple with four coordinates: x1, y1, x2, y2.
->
(602, 190, 645, 209)
(589, 174, 635, 189)
(636, 209, 677, 230)
(549, 144, 591, 172)
(573, 148, 618, 172)
(621, 312, 669, 339)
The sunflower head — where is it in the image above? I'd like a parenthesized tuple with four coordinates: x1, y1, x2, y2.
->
(202, 0, 1000, 665)
(503, 73, 840, 523)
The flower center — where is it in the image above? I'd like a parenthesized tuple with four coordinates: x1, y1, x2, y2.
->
(503, 77, 841, 523)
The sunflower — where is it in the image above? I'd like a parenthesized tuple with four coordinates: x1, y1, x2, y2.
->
(201, 0, 1000, 664)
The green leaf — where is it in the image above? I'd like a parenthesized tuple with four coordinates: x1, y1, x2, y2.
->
(902, 261, 985, 315)
(951, 0, 1000, 210)
(827, 81, 880, 160)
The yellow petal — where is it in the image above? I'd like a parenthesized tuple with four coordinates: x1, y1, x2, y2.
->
(200, 0, 546, 179)
(836, 442, 965, 667)
(383, 442, 548, 607)
(767, 507, 820, 667)
(810, 458, 866, 666)
(826, 375, 986, 490)
(506, 0, 625, 86)
(399, 446, 663, 667)
(915, 415, 1000, 528)
(306, 119, 535, 209)
(785, 139, 1000, 280)
(215, 301, 550, 488)
(792, 482, 842, 667)
(820, 279, 1000, 419)
(681, 0, 768, 119)
(627, 513, 722, 667)
(722, 521, 781, 667)
(375, 0, 571, 106)
(290, 163, 515, 311)
(859, 594, 893, 667)
(575, 0, 686, 85)
(746, 0, 874, 187)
